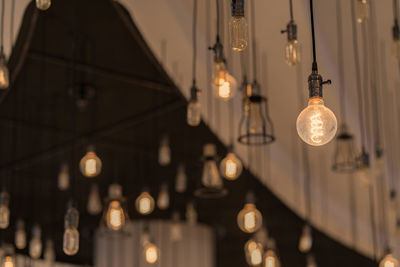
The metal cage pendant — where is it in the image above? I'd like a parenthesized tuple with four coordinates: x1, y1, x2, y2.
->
(332, 124, 359, 173)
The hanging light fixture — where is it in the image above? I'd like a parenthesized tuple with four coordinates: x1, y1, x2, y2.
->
(29, 224, 42, 259)
(264, 239, 280, 267)
(36, 0, 51, 10)
(298, 224, 312, 253)
(2, 245, 15, 267)
(0, 191, 10, 229)
(44, 239, 56, 263)
(0, 0, 9, 90)
(15, 219, 26, 250)
(237, 192, 263, 233)
(157, 183, 170, 210)
(158, 135, 171, 166)
(87, 183, 103, 215)
(229, 0, 248, 51)
(220, 150, 243, 180)
(244, 238, 264, 266)
(175, 163, 187, 193)
(63, 202, 80, 255)
(58, 163, 70, 191)
(136, 189, 155, 215)
(194, 144, 228, 198)
(281, 0, 301, 66)
(393, 0, 400, 59)
(380, 252, 399, 267)
(306, 254, 318, 267)
(80, 145, 102, 178)
(170, 211, 183, 242)
(104, 184, 128, 231)
(186, 202, 198, 225)
(297, 0, 337, 146)
(356, 0, 369, 23)
(141, 229, 159, 264)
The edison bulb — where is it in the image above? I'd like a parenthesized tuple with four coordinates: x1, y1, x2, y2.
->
(58, 163, 70, 191)
(105, 200, 125, 231)
(29, 225, 42, 259)
(44, 240, 55, 262)
(307, 254, 318, 267)
(202, 144, 223, 189)
(158, 136, 171, 166)
(80, 146, 102, 177)
(157, 184, 170, 210)
(393, 39, 400, 60)
(144, 242, 159, 264)
(0, 53, 9, 90)
(63, 227, 79, 255)
(296, 98, 337, 146)
(285, 40, 301, 66)
(212, 60, 227, 87)
(170, 212, 182, 242)
(264, 250, 280, 267)
(87, 184, 102, 215)
(244, 239, 264, 266)
(356, 0, 369, 23)
(380, 254, 399, 267)
(15, 219, 26, 249)
(248, 101, 264, 134)
(36, 0, 51, 10)
(229, 15, 248, 51)
(2, 256, 14, 267)
(237, 203, 263, 233)
(298, 224, 312, 253)
(220, 152, 243, 180)
(187, 98, 201, 127)
(0, 191, 10, 229)
(186, 202, 198, 225)
(175, 163, 187, 193)
(214, 73, 237, 100)
(136, 191, 155, 215)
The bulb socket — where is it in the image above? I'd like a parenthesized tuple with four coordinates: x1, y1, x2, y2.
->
(308, 71, 323, 98)
(286, 21, 297, 41)
(213, 40, 225, 62)
(109, 184, 123, 199)
(245, 191, 256, 204)
(231, 0, 244, 16)
(190, 83, 199, 100)
(393, 21, 400, 41)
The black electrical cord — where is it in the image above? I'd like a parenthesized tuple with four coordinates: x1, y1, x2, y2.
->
(216, 0, 220, 39)
(192, 0, 197, 84)
(309, 0, 317, 71)
(394, 0, 399, 23)
(289, 0, 294, 21)
(0, 0, 4, 50)
(250, 0, 257, 81)
(336, 0, 346, 122)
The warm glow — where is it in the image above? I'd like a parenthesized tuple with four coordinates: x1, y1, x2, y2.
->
(229, 15, 248, 51)
(136, 191, 155, 215)
(379, 254, 399, 267)
(237, 203, 262, 233)
(0, 204, 10, 229)
(3, 256, 14, 267)
(299, 225, 312, 253)
(85, 159, 96, 176)
(36, 0, 51, 10)
(225, 159, 238, 178)
(220, 152, 242, 180)
(356, 0, 369, 23)
(145, 243, 159, 264)
(244, 211, 256, 230)
(80, 150, 102, 178)
(218, 81, 231, 99)
(63, 227, 79, 255)
(250, 248, 262, 265)
(310, 113, 323, 144)
(106, 201, 125, 230)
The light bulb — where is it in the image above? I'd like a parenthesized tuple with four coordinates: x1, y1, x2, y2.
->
(144, 242, 159, 264)
(105, 200, 125, 231)
(212, 60, 228, 87)
(220, 152, 243, 180)
(175, 163, 187, 193)
(358, 167, 371, 187)
(187, 98, 201, 126)
(186, 202, 198, 225)
(58, 163, 70, 191)
(214, 73, 237, 100)
(157, 184, 170, 210)
(244, 239, 264, 266)
(36, 0, 51, 10)
(79, 146, 102, 177)
(307, 254, 318, 267)
(170, 212, 182, 242)
(264, 250, 280, 267)
(0, 191, 10, 229)
(248, 100, 265, 135)
(229, 15, 248, 51)
(296, 98, 337, 146)
(136, 191, 155, 215)
(2, 256, 14, 267)
(158, 135, 171, 166)
(0, 52, 9, 90)
(201, 144, 223, 189)
(15, 219, 26, 249)
(29, 225, 42, 259)
(285, 40, 301, 66)
(237, 203, 263, 233)
(87, 184, 102, 215)
(380, 254, 399, 267)
(44, 240, 55, 262)
(356, 0, 369, 23)
(298, 224, 312, 253)
(63, 205, 79, 255)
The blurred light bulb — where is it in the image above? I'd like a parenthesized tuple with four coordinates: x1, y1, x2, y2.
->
(157, 184, 170, 210)
(170, 212, 182, 242)
(380, 254, 399, 267)
(229, 15, 248, 51)
(356, 0, 369, 23)
(0, 51, 9, 90)
(144, 242, 159, 264)
(63, 205, 79, 255)
(296, 98, 337, 146)
(175, 163, 187, 193)
(44, 240, 55, 263)
(220, 152, 243, 180)
(58, 163, 70, 191)
(87, 184, 102, 215)
(201, 144, 223, 189)
(80, 146, 102, 177)
(158, 135, 171, 166)
(244, 239, 264, 266)
(2, 256, 14, 267)
(214, 73, 237, 100)
(15, 219, 26, 250)
(29, 224, 42, 259)
(264, 250, 280, 267)
(298, 224, 312, 253)
(307, 254, 318, 267)
(106, 201, 125, 230)
(237, 194, 262, 233)
(0, 191, 10, 229)
(186, 202, 198, 225)
(136, 191, 155, 215)
(187, 98, 201, 126)
(285, 40, 301, 66)
(212, 60, 228, 88)
(36, 0, 51, 10)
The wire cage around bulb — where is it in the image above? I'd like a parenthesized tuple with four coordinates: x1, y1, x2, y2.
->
(332, 125, 359, 173)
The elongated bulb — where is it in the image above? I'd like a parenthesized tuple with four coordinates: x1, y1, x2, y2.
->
(220, 152, 243, 180)
(63, 228, 79, 255)
(29, 225, 42, 259)
(299, 225, 312, 253)
(307, 255, 317, 267)
(157, 185, 170, 210)
(380, 254, 399, 267)
(170, 212, 182, 242)
(87, 184, 102, 215)
(356, 0, 369, 23)
(44, 240, 55, 262)
(158, 136, 171, 166)
(36, 0, 51, 10)
(186, 202, 198, 225)
(264, 250, 280, 267)
(136, 191, 155, 215)
(15, 219, 27, 249)
(106, 200, 125, 231)
(0, 54, 9, 89)
(296, 98, 337, 146)
(58, 163, 70, 191)
(237, 203, 262, 233)
(0, 191, 10, 229)
(80, 147, 102, 177)
(175, 164, 187, 193)
(244, 240, 264, 266)
(212, 60, 228, 88)
(229, 15, 248, 51)
(144, 242, 159, 264)
(285, 40, 301, 66)
(187, 99, 201, 126)
(2, 256, 14, 267)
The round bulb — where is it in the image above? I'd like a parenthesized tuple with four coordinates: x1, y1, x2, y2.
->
(44, 240, 56, 262)
(80, 147, 102, 177)
(296, 98, 337, 146)
(298, 225, 312, 253)
(244, 239, 264, 266)
(157, 185, 170, 210)
(264, 250, 280, 267)
(229, 15, 248, 51)
(58, 163, 70, 191)
(15, 219, 26, 250)
(63, 227, 79, 255)
(106, 200, 126, 231)
(36, 0, 51, 10)
(237, 203, 263, 233)
(158, 136, 171, 166)
(220, 152, 243, 180)
(380, 254, 399, 267)
(87, 184, 102, 215)
(356, 0, 369, 23)
(285, 40, 301, 66)
(144, 242, 159, 264)
(175, 164, 187, 193)
(2, 256, 14, 267)
(187, 99, 201, 127)
(135, 191, 155, 215)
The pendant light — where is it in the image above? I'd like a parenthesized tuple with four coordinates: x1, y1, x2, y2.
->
(29, 224, 42, 259)
(2, 245, 15, 267)
(229, 0, 248, 51)
(142, 227, 159, 264)
(15, 219, 26, 250)
(238, 0, 275, 146)
(380, 252, 399, 267)
(244, 238, 264, 266)
(58, 163, 70, 191)
(296, 0, 337, 146)
(80, 145, 102, 178)
(356, 0, 369, 23)
(0, 190, 10, 229)
(264, 239, 280, 267)
(157, 183, 170, 210)
(187, 0, 201, 127)
(0, 0, 9, 90)
(136, 188, 155, 215)
(306, 254, 318, 267)
(87, 183, 102, 215)
(237, 192, 262, 233)
(44, 239, 56, 263)
(104, 184, 128, 231)
(186, 202, 198, 225)
(158, 135, 171, 166)
(281, 0, 301, 66)
(393, 0, 400, 59)
(36, 0, 51, 10)
(194, 143, 228, 198)
(175, 163, 187, 193)
(298, 224, 312, 253)
(170, 211, 183, 242)
(63, 202, 80, 255)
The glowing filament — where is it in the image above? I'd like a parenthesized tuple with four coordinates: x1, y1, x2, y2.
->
(310, 113, 323, 144)
(244, 211, 256, 230)
(218, 81, 231, 99)
(250, 248, 262, 265)
(106, 201, 125, 230)
(85, 159, 96, 176)
(140, 198, 151, 214)
(225, 159, 238, 178)
(145, 244, 159, 264)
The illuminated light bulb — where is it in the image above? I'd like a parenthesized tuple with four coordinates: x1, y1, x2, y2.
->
(212, 59, 228, 88)
(36, 0, 51, 10)
(307, 254, 318, 267)
(44, 240, 55, 263)
(187, 84, 201, 127)
(136, 190, 155, 215)
(79, 145, 102, 178)
(186, 202, 198, 225)
(87, 184, 102, 215)
(29, 224, 42, 259)
(2, 256, 14, 267)
(298, 224, 312, 253)
(63, 204, 80, 255)
(0, 191, 10, 229)
(58, 163, 70, 191)
(356, 0, 369, 24)
(157, 184, 170, 210)
(380, 254, 399, 267)
(144, 242, 159, 264)
(237, 192, 262, 233)
(175, 163, 187, 193)
(285, 40, 301, 66)
(170, 211, 182, 242)
(214, 73, 237, 100)
(296, 97, 337, 146)
(158, 135, 171, 166)
(264, 249, 280, 267)
(15, 219, 26, 249)
(229, 0, 248, 51)
(244, 239, 264, 266)
(358, 167, 371, 188)
(105, 184, 127, 231)
(220, 152, 243, 180)
(202, 144, 222, 189)
(0, 50, 9, 90)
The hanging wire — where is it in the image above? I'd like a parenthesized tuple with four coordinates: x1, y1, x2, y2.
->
(336, 0, 346, 122)
(309, 0, 318, 71)
(394, 0, 399, 22)
(216, 0, 220, 39)
(368, 185, 378, 260)
(0, 0, 4, 49)
(10, 0, 14, 50)
(192, 0, 197, 83)
(250, 0, 257, 81)
(289, 0, 294, 21)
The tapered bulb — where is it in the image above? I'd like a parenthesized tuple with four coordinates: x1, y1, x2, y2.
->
(393, 39, 400, 60)
(0, 53, 9, 90)
(2, 256, 14, 267)
(201, 144, 223, 189)
(237, 203, 263, 233)
(220, 152, 243, 180)
(58, 163, 70, 191)
(157, 185, 170, 210)
(307, 255, 318, 267)
(15, 219, 26, 249)
(106, 200, 125, 231)
(229, 15, 248, 51)
(87, 184, 102, 215)
(187, 99, 201, 126)
(214, 74, 237, 100)
(244, 239, 264, 266)
(296, 98, 337, 146)
(356, 0, 369, 23)
(0, 191, 10, 229)
(44, 240, 55, 262)
(80, 146, 102, 177)
(36, 0, 51, 10)
(144, 242, 159, 264)
(136, 191, 155, 215)
(158, 136, 171, 166)
(63, 228, 79, 255)
(380, 254, 399, 267)
(298, 225, 312, 253)
(175, 163, 187, 193)
(212, 60, 228, 87)
(264, 250, 280, 267)
(170, 212, 182, 242)
(29, 225, 42, 259)
(186, 202, 198, 225)
(285, 40, 301, 66)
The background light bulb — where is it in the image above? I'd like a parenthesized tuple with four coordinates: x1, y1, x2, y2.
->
(0, 191, 10, 229)
(380, 254, 399, 267)
(157, 184, 170, 210)
(58, 163, 70, 191)
(136, 191, 155, 215)
(80, 146, 102, 177)
(244, 239, 264, 266)
(220, 152, 243, 180)
(285, 40, 301, 66)
(264, 250, 280, 267)
(106, 201, 125, 231)
(29, 224, 42, 259)
(0, 52, 9, 90)
(356, 0, 369, 23)
(229, 15, 248, 51)
(170, 212, 182, 242)
(187, 99, 201, 126)
(158, 135, 171, 166)
(214, 73, 237, 100)
(44, 239, 55, 263)
(36, 0, 51, 10)
(2, 256, 14, 267)
(144, 242, 159, 264)
(63, 205, 80, 255)
(237, 203, 263, 233)
(296, 98, 337, 146)
(298, 224, 312, 253)
(202, 144, 223, 189)
(212, 60, 227, 87)
(175, 163, 187, 193)
(307, 254, 318, 267)
(186, 202, 198, 225)
(15, 219, 26, 249)
(87, 184, 102, 215)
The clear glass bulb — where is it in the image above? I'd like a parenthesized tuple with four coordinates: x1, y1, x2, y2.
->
(44, 239, 55, 262)
(285, 40, 301, 66)
(380, 254, 399, 267)
(15, 219, 26, 249)
(0, 53, 9, 90)
(157, 184, 169, 210)
(175, 163, 187, 193)
(220, 152, 243, 180)
(214, 73, 237, 100)
(2, 256, 14, 267)
(306, 254, 318, 267)
(36, 0, 51, 10)
(158, 135, 171, 166)
(144, 242, 159, 264)
(298, 224, 312, 253)
(356, 0, 369, 23)
(186, 202, 198, 225)
(0, 191, 10, 229)
(87, 184, 102, 215)
(58, 163, 70, 191)
(80, 146, 102, 177)
(106, 200, 125, 230)
(187, 99, 201, 127)
(296, 98, 337, 146)
(202, 160, 223, 189)
(237, 203, 263, 233)
(248, 101, 264, 134)
(136, 191, 155, 215)
(264, 250, 280, 267)
(29, 225, 42, 259)
(229, 15, 248, 51)
(393, 39, 400, 60)
(170, 212, 182, 242)
(244, 239, 264, 266)
(63, 227, 79, 255)
(212, 60, 228, 87)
